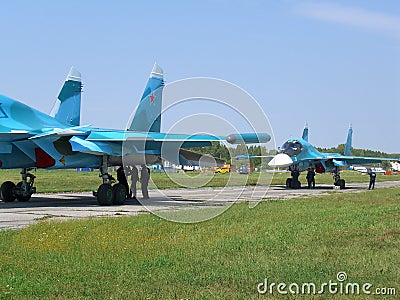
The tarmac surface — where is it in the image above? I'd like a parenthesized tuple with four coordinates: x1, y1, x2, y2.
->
(1, 181, 399, 230)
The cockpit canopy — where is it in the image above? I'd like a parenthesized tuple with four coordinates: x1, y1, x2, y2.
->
(279, 140, 303, 157)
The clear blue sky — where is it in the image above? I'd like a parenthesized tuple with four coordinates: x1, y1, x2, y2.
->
(0, 0, 399, 153)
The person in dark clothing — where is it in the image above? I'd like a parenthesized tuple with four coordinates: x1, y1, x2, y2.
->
(291, 165, 300, 188)
(130, 166, 139, 199)
(117, 166, 130, 198)
(368, 169, 376, 190)
(140, 165, 150, 199)
(306, 167, 316, 189)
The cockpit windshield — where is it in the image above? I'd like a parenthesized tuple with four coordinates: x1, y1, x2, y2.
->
(279, 140, 303, 157)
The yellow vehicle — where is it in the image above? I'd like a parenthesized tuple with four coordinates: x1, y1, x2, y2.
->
(214, 164, 231, 174)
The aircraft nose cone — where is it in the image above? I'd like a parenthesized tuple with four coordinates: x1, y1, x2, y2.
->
(268, 153, 293, 168)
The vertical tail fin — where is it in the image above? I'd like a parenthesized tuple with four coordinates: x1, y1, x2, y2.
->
(128, 63, 164, 132)
(50, 67, 82, 126)
(344, 124, 353, 155)
(302, 123, 309, 142)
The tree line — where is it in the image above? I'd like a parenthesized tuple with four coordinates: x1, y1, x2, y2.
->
(316, 144, 399, 159)
(192, 142, 273, 168)
(192, 142, 399, 169)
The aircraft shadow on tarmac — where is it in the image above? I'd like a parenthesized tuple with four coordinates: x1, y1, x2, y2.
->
(0, 194, 212, 209)
(0, 183, 370, 210)
(0, 195, 140, 209)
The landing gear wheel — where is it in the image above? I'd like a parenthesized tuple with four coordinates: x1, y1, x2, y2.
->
(1, 181, 16, 202)
(97, 183, 113, 206)
(112, 183, 126, 205)
(286, 178, 292, 188)
(339, 179, 345, 190)
(15, 182, 32, 202)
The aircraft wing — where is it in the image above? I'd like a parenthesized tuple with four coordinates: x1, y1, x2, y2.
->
(326, 155, 395, 167)
(14, 127, 270, 168)
(295, 155, 393, 167)
(269, 153, 396, 169)
(85, 130, 271, 145)
(16, 128, 269, 157)
(69, 130, 271, 166)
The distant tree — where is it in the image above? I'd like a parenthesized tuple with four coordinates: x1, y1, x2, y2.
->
(193, 143, 272, 168)
(231, 144, 248, 157)
(268, 149, 278, 155)
(191, 142, 231, 163)
(381, 160, 391, 170)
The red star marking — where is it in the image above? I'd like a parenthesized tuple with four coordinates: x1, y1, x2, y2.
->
(150, 93, 155, 104)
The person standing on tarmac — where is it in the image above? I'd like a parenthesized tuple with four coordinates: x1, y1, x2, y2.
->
(117, 166, 131, 198)
(368, 169, 376, 190)
(140, 164, 150, 199)
(306, 167, 316, 189)
(130, 165, 139, 199)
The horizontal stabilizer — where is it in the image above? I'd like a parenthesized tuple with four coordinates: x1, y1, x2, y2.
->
(69, 136, 114, 155)
(332, 159, 346, 167)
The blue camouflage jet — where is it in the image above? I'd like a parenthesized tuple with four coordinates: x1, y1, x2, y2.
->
(268, 124, 396, 189)
(0, 64, 271, 205)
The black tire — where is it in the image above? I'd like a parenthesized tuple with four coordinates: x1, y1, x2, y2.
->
(15, 182, 32, 202)
(97, 183, 113, 206)
(112, 183, 126, 205)
(339, 179, 345, 190)
(286, 178, 292, 188)
(1, 181, 16, 202)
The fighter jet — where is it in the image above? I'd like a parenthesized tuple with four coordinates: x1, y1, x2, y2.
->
(0, 64, 270, 205)
(268, 124, 395, 189)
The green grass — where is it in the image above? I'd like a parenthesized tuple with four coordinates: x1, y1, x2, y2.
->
(0, 188, 399, 299)
(0, 169, 399, 193)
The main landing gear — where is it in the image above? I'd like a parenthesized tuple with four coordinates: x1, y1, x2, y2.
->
(93, 156, 126, 206)
(333, 168, 345, 190)
(0, 169, 36, 202)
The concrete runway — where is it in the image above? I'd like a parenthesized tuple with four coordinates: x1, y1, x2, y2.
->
(1, 181, 399, 230)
